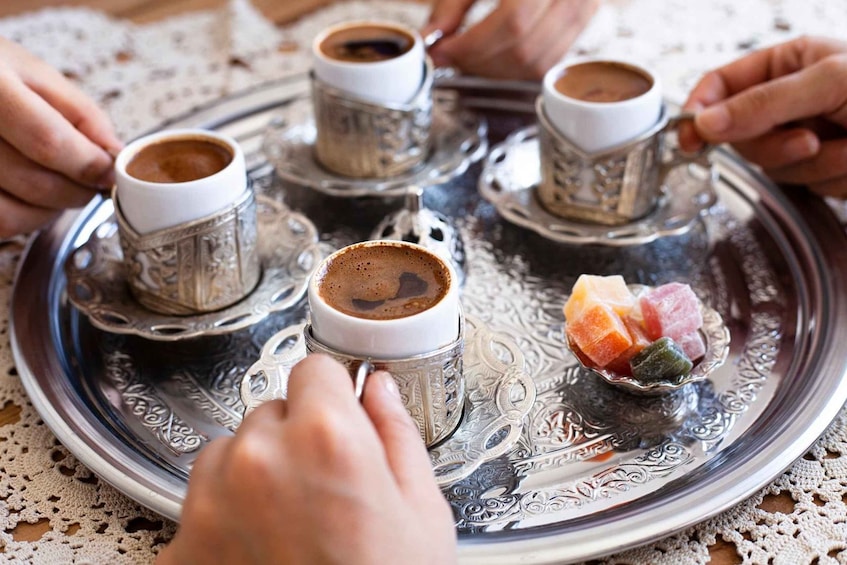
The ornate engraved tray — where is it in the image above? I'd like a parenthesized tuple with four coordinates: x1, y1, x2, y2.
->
(11, 76, 847, 564)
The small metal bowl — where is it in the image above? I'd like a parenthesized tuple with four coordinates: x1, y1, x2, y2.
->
(566, 285, 731, 396)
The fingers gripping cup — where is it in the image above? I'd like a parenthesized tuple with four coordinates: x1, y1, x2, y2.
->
(538, 59, 702, 225)
(113, 129, 260, 315)
(306, 241, 464, 447)
(310, 21, 433, 178)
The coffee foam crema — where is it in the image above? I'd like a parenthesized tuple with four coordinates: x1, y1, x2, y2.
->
(126, 136, 233, 184)
(316, 243, 450, 321)
(318, 24, 415, 63)
(554, 61, 653, 103)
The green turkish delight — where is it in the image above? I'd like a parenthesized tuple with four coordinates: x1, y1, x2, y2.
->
(630, 336, 693, 382)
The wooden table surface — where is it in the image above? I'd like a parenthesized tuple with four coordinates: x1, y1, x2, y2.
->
(0, 1, 794, 563)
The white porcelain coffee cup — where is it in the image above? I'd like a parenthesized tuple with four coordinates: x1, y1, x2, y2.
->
(308, 240, 461, 359)
(114, 128, 248, 234)
(312, 20, 425, 105)
(542, 59, 663, 154)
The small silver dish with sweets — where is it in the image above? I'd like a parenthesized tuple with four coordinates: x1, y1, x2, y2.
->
(564, 279, 731, 396)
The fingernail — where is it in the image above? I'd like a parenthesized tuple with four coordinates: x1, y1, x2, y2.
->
(697, 105, 732, 135)
(379, 372, 400, 400)
(783, 132, 819, 161)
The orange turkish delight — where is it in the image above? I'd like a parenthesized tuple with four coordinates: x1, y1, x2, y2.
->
(606, 316, 653, 375)
(566, 303, 633, 367)
(564, 274, 635, 322)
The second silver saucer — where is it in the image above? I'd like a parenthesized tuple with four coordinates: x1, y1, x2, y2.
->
(65, 196, 321, 341)
(240, 314, 536, 486)
(262, 92, 488, 198)
(478, 125, 718, 246)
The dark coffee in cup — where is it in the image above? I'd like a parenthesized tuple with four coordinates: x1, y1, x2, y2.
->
(554, 61, 653, 103)
(319, 24, 415, 63)
(316, 242, 450, 320)
(126, 137, 233, 183)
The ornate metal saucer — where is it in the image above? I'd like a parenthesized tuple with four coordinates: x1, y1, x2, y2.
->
(478, 125, 718, 246)
(261, 92, 488, 198)
(566, 285, 731, 395)
(64, 196, 321, 341)
(240, 314, 536, 486)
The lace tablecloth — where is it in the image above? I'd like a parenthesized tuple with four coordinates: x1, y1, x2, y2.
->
(1, 1, 846, 563)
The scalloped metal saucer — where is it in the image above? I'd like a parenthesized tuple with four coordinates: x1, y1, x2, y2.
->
(478, 125, 718, 246)
(240, 314, 536, 486)
(64, 196, 321, 341)
(566, 285, 731, 395)
(261, 92, 488, 198)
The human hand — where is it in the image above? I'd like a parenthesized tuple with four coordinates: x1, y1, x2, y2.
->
(157, 354, 457, 565)
(0, 37, 122, 237)
(680, 36, 847, 198)
(423, 0, 598, 80)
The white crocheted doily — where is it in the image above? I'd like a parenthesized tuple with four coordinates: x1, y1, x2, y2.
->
(0, 1, 845, 563)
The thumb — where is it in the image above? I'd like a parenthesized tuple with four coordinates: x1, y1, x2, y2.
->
(361, 371, 438, 496)
(422, 0, 477, 38)
(678, 100, 705, 153)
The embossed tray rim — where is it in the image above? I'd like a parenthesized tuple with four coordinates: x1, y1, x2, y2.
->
(9, 76, 847, 565)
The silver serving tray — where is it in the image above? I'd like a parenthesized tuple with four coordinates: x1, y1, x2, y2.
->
(11, 75, 847, 564)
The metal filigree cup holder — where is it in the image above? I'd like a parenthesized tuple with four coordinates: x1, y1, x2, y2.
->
(262, 91, 488, 198)
(566, 285, 731, 395)
(305, 320, 464, 447)
(311, 58, 434, 179)
(536, 99, 710, 226)
(478, 119, 718, 246)
(65, 195, 322, 341)
(240, 314, 536, 486)
(112, 188, 260, 315)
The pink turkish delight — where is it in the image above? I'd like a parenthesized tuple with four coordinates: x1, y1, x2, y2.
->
(639, 283, 703, 342)
(677, 330, 706, 361)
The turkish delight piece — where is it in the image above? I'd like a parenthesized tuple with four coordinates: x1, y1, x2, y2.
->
(563, 274, 636, 322)
(566, 303, 633, 368)
(677, 330, 706, 361)
(606, 316, 653, 375)
(639, 283, 703, 342)
(630, 337, 694, 382)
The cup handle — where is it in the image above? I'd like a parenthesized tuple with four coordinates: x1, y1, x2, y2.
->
(660, 112, 715, 184)
(354, 360, 374, 401)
